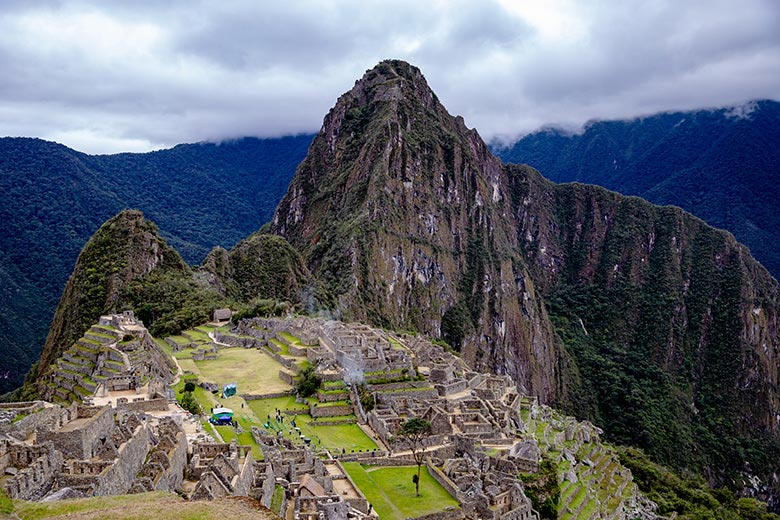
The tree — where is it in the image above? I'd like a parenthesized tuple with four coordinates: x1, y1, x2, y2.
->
(180, 390, 201, 415)
(397, 417, 432, 497)
(295, 365, 322, 398)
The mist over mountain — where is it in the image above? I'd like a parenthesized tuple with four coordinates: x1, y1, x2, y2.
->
(493, 100, 780, 279)
(12, 60, 780, 511)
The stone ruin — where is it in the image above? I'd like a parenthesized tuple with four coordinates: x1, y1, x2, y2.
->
(250, 428, 370, 520)
(189, 441, 254, 500)
(0, 402, 187, 500)
(6, 313, 646, 520)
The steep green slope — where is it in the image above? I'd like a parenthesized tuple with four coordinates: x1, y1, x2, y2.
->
(16, 210, 310, 400)
(199, 232, 313, 305)
(493, 101, 780, 279)
(509, 163, 780, 496)
(0, 135, 310, 393)
(29, 210, 192, 393)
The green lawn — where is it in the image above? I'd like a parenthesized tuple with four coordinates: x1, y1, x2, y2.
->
(12, 491, 278, 520)
(342, 463, 459, 520)
(268, 338, 289, 355)
(278, 331, 302, 345)
(194, 348, 290, 394)
(247, 397, 378, 452)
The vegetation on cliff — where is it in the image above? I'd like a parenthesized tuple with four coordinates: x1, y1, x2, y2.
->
(28, 210, 190, 392)
(271, 61, 780, 504)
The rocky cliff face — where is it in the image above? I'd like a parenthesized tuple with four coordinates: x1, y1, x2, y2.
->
(271, 60, 780, 493)
(32, 210, 189, 394)
(270, 60, 560, 401)
(509, 165, 780, 478)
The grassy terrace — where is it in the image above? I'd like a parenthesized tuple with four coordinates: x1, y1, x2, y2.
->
(342, 463, 459, 520)
(278, 331, 308, 345)
(247, 396, 378, 453)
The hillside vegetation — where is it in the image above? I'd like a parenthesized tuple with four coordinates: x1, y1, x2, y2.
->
(0, 135, 311, 393)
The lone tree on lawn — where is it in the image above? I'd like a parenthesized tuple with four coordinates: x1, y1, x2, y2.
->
(398, 417, 432, 497)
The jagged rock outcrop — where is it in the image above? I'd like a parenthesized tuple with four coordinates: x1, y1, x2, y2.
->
(270, 60, 780, 494)
(270, 60, 560, 401)
(199, 233, 312, 304)
(32, 210, 189, 394)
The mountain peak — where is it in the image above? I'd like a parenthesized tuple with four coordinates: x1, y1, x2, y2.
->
(349, 59, 435, 105)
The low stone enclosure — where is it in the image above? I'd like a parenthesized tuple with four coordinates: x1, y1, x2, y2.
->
(6, 313, 647, 520)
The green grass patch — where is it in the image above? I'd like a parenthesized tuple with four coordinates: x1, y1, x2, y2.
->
(268, 338, 289, 355)
(247, 397, 377, 452)
(342, 463, 459, 520)
(88, 331, 116, 339)
(216, 425, 236, 443)
(0, 488, 13, 515)
(270, 484, 284, 515)
(194, 348, 290, 394)
(278, 331, 303, 345)
(12, 491, 275, 519)
(183, 329, 211, 342)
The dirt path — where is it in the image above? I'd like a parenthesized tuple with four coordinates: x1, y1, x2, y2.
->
(171, 355, 184, 385)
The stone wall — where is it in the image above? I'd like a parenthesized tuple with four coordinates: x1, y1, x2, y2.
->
(117, 398, 169, 412)
(279, 370, 295, 386)
(38, 405, 113, 460)
(9, 405, 71, 442)
(412, 508, 465, 520)
(1, 443, 63, 500)
(232, 452, 255, 496)
(374, 388, 439, 403)
(310, 405, 353, 418)
(242, 390, 293, 401)
(213, 332, 263, 349)
(94, 424, 151, 496)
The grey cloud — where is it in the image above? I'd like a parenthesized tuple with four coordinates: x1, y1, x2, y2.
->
(0, 0, 777, 153)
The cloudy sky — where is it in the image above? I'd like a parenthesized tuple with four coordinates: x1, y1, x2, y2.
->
(0, 0, 778, 154)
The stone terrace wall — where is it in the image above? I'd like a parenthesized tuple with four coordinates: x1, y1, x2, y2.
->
(232, 453, 254, 496)
(9, 405, 71, 442)
(310, 405, 353, 418)
(413, 509, 465, 520)
(2, 443, 63, 500)
(425, 459, 465, 503)
(213, 332, 263, 349)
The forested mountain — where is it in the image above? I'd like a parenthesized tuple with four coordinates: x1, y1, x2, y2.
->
(493, 101, 780, 278)
(0, 135, 311, 393)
